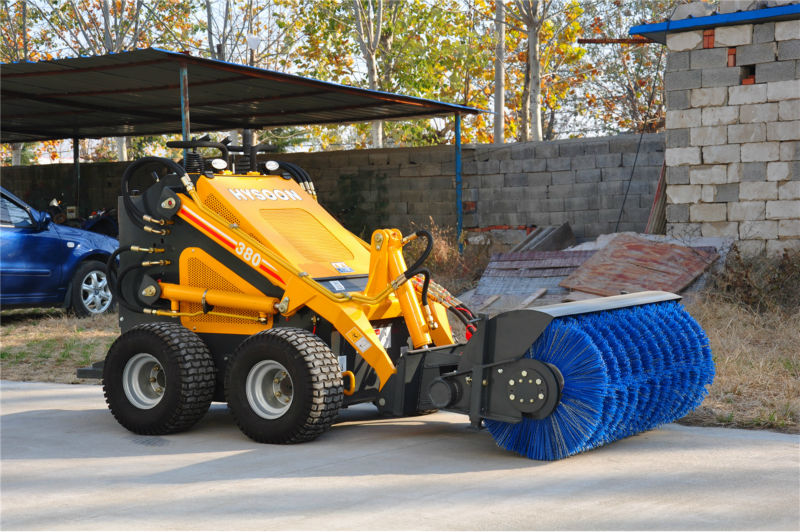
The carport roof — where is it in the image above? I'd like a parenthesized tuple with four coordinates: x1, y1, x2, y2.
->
(1, 48, 482, 143)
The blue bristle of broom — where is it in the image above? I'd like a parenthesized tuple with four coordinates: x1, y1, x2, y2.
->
(485, 300, 715, 460)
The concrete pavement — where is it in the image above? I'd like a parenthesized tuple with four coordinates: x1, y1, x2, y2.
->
(1, 380, 798, 530)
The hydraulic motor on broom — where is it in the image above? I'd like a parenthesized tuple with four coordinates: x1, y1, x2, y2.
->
(83, 139, 715, 461)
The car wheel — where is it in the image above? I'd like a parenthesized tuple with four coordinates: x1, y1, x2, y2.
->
(71, 260, 114, 316)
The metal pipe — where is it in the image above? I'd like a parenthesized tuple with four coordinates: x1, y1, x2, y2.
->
(455, 113, 463, 253)
(179, 63, 190, 163)
(158, 282, 280, 314)
(72, 136, 80, 215)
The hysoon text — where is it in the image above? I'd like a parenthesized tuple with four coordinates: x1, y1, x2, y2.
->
(228, 188, 303, 201)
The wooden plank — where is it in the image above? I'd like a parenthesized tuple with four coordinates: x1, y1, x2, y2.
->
(559, 234, 718, 296)
(520, 288, 547, 307)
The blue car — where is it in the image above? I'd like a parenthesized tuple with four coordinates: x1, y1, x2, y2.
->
(0, 187, 119, 316)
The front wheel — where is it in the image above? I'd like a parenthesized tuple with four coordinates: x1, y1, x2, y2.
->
(103, 322, 216, 435)
(70, 260, 114, 316)
(226, 328, 343, 444)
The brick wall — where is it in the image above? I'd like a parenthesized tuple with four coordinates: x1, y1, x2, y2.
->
(664, 6, 800, 256)
(2, 133, 664, 243)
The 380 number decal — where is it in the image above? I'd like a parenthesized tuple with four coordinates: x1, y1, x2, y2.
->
(235, 242, 262, 267)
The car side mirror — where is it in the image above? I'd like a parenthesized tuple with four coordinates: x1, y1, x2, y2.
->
(35, 210, 52, 230)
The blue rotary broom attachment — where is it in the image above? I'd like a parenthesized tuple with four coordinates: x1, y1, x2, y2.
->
(424, 291, 714, 461)
(484, 297, 714, 460)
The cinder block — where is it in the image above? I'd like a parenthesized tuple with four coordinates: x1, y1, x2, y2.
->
(667, 184, 702, 204)
(768, 161, 791, 181)
(778, 39, 800, 61)
(667, 222, 702, 239)
(731, 161, 768, 182)
(504, 173, 527, 187)
(767, 121, 800, 141)
(672, 2, 713, 20)
(518, 158, 545, 172)
(691, 48, 729, 69)
(666, 147, 702, 166)
(667, 51, 690, 71)
(740, 181, 778, 200)
(739, 102, 779, 123)
(779, 181, 800, 199)
(690, 203, 727, 222)
(779, 142, 799, 161)
(691, 125, 728, 146)
(667, 166, 690, 185)
(729, 123, 766, 144)
(573, 183, 599, 196)
(767, 239, 800, 256)
(476, 160, 499, 174)
(665, 69, 702, 91)
(702, 106, 739, 126)
(767, 79, 800, 101)
(601, 167, 633, 181)
(565, 197, 590, 211)
(778, 219, 800, 237)
(667, 30, 703, 51)
(703, 144, 740, 164)
(736, 42, 777, 65)
(571, 154, 596, 170)
(609, 136, 640, 153)
(701, 221, 740, 237)
(753, 22, 775, 44)
(551, 171, 575, 185)
(596, 152, 622, 167)
(499, 159, 525, 173)
(534, 143, 559, 158)
(667, 89, 691, 110)
(778, 99, 800, 120)
(716, 24, 753, 46)
(741, 142, 781, 162)
(714, 183, 741, 202)
(575, 168, 601, 183)
(690, 164, 728, 184)
(558, 142, 585, 158)
(775, 20, 800, 41)
(740, 220, 778, 239)
(701, 67, 742, 88)
(481, 174, 504, 188)
(737, 239, 766, 255)
(527, 172, 552, 187)
(729, 200, 766, 221)
(667, 128, 690, 149)
(729, 84, 767, 105)
(766, 200, 800, 219)
(718, 1, 757, 14)
(583, 140, 611, 154)
(666, 203, 690, 222)
(691, 87, 727, 107)
(546, 157, 571, 171)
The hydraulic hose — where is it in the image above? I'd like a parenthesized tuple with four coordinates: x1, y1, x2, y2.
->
(114, 263, 145, 314)
(415, 268, 431, 308)
(106, 245, 131, 277)
(403, 230, 432, 279)
(121, 156, 186, 230)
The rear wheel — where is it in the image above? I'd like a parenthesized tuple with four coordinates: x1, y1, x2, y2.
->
(103, 322, 216, 434)
(226, 328, 343, 444)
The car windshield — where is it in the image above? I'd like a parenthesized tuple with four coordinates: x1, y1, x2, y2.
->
(0, 195, 34, 228)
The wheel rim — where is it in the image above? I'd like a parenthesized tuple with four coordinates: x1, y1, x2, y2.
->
(122, 353, 166, 409)
(246, 360, 293, 419)
(80, 269, 112, 314)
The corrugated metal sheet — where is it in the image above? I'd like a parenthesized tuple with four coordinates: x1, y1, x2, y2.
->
(559, 234, 718, 296)
(1, 48, 482, 143)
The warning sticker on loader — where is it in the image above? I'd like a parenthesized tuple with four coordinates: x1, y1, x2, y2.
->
(331, 262, 354, 273)
(346, 327, 373, 354)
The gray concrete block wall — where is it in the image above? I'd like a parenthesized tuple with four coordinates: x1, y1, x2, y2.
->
(664, 11, 800, 256)
(4, 134, 663, 244)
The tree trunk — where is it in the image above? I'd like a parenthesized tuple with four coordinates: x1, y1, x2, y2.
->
(520, 61, 530, 142)
(494, 0, 505, 144)
(529, 29, 542, 141)
(11, 143, 23, 166)
(117, 137, 127, 161)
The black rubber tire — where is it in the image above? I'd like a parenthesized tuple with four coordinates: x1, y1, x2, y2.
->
(226, 328, 343, 444)
(70, 260, 115, 317)
(103, 322, 216, 435)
